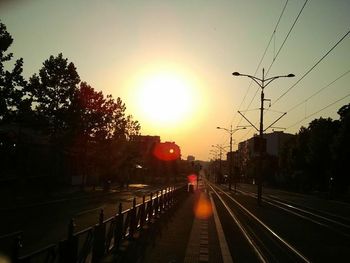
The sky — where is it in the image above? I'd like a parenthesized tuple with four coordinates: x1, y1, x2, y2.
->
(1, 0, 349, 161)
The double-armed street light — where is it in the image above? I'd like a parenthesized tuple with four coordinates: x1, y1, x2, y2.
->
(232, 68, 294, 205)
(216, 126, 246, 191)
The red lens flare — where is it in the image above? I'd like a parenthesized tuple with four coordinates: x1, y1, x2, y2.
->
(187, 174, 197, 184)
(153, 142, 181, 161)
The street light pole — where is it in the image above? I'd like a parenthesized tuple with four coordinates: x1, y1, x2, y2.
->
(229, 127, 233, 190)
(216, 126, 246, 191)
(232, 68, 294, 205)
(211, 144, 228, 184)
(258, 68, 265, 205)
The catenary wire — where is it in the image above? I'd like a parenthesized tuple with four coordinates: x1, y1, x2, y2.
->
(286, 93, 350, 129)
(236, 0, 305, 123)
(232, 0, 289, 129)
(271, 30, 350, 107)
(238, 69, 350, 144)
(287, 69, 350, 113)
(266, 0, 309, 76)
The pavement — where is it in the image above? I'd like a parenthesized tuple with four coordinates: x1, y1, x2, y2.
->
(0, 183, 178, 211)
(102, 180, 231, 263)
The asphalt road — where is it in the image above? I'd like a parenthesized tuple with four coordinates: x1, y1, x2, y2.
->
(0, 184, 169, 256)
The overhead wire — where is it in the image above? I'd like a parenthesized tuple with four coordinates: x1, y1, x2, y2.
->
(271, 30, 350, 107)
(266, 0, 309, 76)
(237, 120, 260, 142)
(286, 69, 350, 113)
(223, 0, 289, 149)
(222, 2, 349, 153)
(286, 93, 350, 129)
(238, 0, 305, 122)
(232, 0, 290, 131)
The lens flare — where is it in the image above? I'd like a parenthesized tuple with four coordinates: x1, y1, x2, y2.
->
(187, 174, 197, 184)
(194, 193, 213, 219)
(153, 142, 181, 161)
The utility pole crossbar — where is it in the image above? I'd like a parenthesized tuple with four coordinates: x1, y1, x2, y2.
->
(232, 68, 294, 205)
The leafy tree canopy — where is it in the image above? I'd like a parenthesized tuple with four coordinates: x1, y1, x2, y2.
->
(28, 53, 80, 136)
(0, 21, 26, 123)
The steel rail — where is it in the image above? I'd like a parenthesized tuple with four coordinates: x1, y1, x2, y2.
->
(208, 182, 267, 263)
(236, 188, 350, 237)
(209, 181, 310, 262)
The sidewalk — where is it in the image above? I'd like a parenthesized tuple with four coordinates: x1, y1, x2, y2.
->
(103, 182, 227, 263)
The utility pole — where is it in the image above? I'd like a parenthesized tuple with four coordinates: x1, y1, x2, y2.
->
(257, 68, 265, 206)
(212, 144, 228, 184)
(232, 68, 294, 205)
(216, 126, 246, 191)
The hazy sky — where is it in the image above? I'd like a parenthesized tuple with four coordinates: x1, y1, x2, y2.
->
(1, 0, 349, 160)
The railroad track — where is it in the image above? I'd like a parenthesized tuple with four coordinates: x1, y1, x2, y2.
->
(235, 187, 350, 239)
(206, 180, 310, 262)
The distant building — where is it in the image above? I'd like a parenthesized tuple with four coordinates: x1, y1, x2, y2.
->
(130, 135, 182, 183)
(237, 131, 294, 183)
(263, 131, 294, 157)
(187, 155, 195, 162)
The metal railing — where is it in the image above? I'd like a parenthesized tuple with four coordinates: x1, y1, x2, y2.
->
(8, 185, 184, 263)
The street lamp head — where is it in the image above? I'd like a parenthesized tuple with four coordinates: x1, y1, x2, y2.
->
(216, 126, 221, 129)
(232, 72, 240, 76)
(287, 73, 295, 78)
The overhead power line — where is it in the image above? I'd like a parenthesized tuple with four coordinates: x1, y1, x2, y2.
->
(235, 0, 300, 127)
(240, 0, 305, 118)
(272, 30, 350, 107)
(287, 69, 350, 113)
(266, 0, 309, 76)
(286, 93, 350, 129)
(237, 120, 260, 142)
(232, 0, 289, 128)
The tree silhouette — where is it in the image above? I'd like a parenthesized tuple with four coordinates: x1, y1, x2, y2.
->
(68, 82, 105, 140)
(28, 53, 80, 138)
(331, 103, 350, 193)
(0, 20, 142, 187)
(279, 106, 350, 196)
(306, 118, 338, 191)
(0, 21, 27, 123)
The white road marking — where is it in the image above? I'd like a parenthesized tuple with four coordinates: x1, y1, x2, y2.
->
(209, 192, 234, 263)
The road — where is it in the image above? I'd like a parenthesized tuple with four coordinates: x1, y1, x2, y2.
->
(0, 184, 171, 255)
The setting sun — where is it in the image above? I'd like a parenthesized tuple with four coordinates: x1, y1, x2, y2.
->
(133, 70, 197, 127)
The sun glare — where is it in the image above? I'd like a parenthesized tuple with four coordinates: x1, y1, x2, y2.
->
(134, 71, 196, 127)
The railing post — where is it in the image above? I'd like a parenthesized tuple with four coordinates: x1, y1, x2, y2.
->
(11, 234, 22, 263)
(59, 218, 78, 263)
(92, 209, 106, 262)
(129, 198, 136, 239)
(68, 218, 75, 237)
(140, 195, 146, 229)
(169, 186, 173, 205)
(159, 190, 163, 213)
(114, 203, 123, 251)
(165, 187, 169, 208)
(169, 187, 172, 206)
(167, 187, 170, 206)
(172, 186, 175, 204)
(148, 192, 153, 222)
(154, 191, 159, 217)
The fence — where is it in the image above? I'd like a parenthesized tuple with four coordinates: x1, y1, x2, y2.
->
(7, 185, 184, 263)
